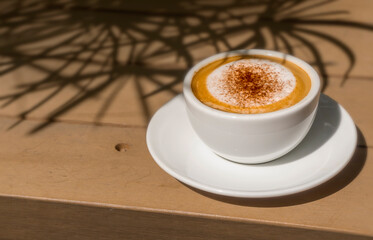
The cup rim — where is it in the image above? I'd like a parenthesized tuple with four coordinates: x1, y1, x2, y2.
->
(183, 49, 321, 120)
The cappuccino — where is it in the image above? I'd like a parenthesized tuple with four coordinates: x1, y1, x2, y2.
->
(191, 55, 311, 114)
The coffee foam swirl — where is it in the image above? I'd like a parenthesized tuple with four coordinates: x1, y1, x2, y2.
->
(206, 59, 296, 107)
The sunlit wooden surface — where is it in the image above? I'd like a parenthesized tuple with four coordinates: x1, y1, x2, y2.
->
(0, 0, 372, 239)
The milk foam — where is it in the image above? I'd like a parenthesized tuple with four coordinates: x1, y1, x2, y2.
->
(206, 59, 296, 107)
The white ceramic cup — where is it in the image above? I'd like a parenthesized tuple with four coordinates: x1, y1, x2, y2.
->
(183, 49, 321, 164)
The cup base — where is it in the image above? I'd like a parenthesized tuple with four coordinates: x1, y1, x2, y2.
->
(213, 148, 294, 164)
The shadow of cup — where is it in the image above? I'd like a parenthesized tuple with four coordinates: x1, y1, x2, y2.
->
(258, 93, 341, 167)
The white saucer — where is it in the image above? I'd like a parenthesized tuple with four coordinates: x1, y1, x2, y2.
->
(146, 94, 357, 198)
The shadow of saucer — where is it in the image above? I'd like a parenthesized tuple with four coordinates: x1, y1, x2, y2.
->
(184, 126, 366, 207)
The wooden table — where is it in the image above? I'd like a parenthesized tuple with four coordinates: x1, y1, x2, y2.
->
(0, 0, 372, 239)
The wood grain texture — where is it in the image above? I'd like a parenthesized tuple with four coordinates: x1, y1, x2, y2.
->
(0, 0, 372, 238)
(0, 196, 371, 240)
(0, 117, 371, 238)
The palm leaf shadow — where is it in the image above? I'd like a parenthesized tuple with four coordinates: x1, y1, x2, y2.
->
(0, 0, 373, 134)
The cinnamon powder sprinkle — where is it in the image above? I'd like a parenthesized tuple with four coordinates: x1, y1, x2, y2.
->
(225, 63, 284, 106)
(206, 59, 295, 108)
